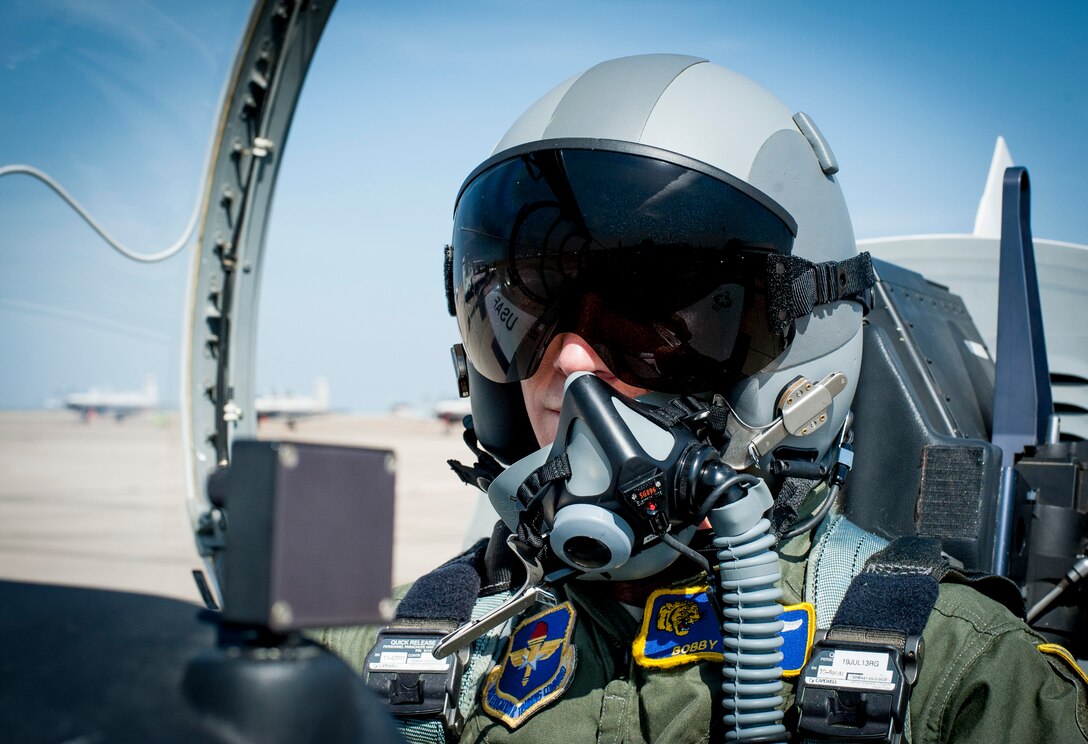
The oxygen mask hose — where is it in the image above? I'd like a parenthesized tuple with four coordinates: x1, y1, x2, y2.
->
(706, 477, 785, 743)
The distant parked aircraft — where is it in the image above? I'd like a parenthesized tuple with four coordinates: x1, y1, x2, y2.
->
(433, 397, 472, 428)
(63, 375, 159, 422)
(255, 377, 330, 428)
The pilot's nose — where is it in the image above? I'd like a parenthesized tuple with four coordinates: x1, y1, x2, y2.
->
(552, 333, 610, 378)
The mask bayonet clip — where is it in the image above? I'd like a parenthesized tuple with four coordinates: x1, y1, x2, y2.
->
(432, 535, 556, 659)
(720, 372, 849, 469)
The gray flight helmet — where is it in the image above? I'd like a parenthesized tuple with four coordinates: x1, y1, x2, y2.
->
(452, 54, 862, 466)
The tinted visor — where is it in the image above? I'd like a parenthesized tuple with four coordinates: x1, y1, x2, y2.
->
(450, 142, 797, 393)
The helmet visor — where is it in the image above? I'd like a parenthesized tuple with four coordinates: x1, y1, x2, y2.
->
(450, 143, 797, 393)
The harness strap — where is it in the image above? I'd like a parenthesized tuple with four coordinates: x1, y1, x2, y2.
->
(830, 535, 945, 642)
(800, 529, 938, 743)
(393, 590, 516, 744)
(807, 514, 889, 628)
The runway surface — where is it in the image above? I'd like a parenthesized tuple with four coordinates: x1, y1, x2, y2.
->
(0, 410, 491, 605)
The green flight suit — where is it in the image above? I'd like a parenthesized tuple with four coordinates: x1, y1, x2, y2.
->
(318, 525, 1088, 743)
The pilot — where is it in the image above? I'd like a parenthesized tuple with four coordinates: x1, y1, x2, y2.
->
(319, 55, 1088, 743)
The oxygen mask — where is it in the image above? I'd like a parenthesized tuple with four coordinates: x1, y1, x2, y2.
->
(487, 371, 758, 581)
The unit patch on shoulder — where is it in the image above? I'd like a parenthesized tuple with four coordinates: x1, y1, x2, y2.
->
(634, 586, 724, 668)
(481, 601, 577, 729)
(633, 589, 815, 673)
(778, 602, 814, 676)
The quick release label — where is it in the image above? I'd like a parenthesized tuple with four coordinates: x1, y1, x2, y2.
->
(368, 635, 451, 673)
(803, 648, 897, 691)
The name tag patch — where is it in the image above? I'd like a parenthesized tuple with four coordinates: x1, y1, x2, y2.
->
(633, 586, 814, 673)
(634, 586, 723, 667)
(481, 601, 577, 729)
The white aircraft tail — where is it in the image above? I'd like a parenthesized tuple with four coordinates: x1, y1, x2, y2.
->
(143, 375, 159, 405)
(314, 377, 329, 409)
(972, 136, 1014, 238)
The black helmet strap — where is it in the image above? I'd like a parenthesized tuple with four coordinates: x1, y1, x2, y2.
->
(767, 251, 875, 333)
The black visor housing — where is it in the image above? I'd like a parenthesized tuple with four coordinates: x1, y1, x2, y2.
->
(450, 140, 798, 394)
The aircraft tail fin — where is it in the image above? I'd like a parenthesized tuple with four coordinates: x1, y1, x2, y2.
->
(315, 377, 329, 409)
(973, 136, 1014, 238)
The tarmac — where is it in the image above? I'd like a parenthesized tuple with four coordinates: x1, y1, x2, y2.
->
(0, 410, 491, 605)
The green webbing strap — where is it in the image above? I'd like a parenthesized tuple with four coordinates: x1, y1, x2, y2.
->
(806, 513, 887, 628)
(457, 592, 514, 719)
(398, 718, 446, 744)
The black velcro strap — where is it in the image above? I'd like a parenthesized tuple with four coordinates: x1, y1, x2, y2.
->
(395, 563, 479, 627)
(831, 536, 945, 639)
(767, 251, 876, 332)
(395, 542, 487, 627)
(770, 477, 812, 539)
(832, 574, 939, 638)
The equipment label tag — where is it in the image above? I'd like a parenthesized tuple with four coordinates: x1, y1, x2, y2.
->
(804, 647, 896, 691)
(368, 635, 451, 673)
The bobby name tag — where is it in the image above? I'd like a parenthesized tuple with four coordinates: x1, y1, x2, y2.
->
(633, 586, 813, 673)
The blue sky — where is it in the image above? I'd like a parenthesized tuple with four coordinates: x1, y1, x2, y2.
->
(1, 0, 1086, 411)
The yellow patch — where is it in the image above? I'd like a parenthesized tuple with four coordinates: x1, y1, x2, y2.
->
(633, 590, 815, 672)
(634, 586, 723, 668)
(1038, 643, 1088, 685)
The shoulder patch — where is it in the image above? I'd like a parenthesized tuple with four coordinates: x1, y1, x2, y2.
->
(481, 601, 577, 729)
(633, 588, 815, 673)
(1038, 642, 1088, 686)
(779, 602, 814, 676)
(634, 586, 724, 668)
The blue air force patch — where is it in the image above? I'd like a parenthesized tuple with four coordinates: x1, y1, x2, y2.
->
(633, 587, 815, 674)
(481, 601, 577, 728)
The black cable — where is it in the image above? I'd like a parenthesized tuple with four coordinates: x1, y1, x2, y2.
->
(662, 532, 711, 575)
(695, 472, 761, 525)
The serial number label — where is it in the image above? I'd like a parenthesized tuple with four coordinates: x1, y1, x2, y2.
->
(368, 636, 450, 673)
